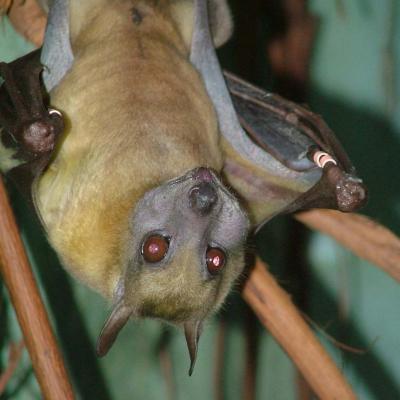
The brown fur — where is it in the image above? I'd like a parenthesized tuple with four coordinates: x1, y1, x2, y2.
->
(37, 0, 224, 298)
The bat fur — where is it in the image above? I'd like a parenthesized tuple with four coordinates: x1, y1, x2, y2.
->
(20, 0, 249, 370)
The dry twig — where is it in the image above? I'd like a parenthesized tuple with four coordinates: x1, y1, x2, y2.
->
(6, 0, 46, 47)
(0, 340, 24, 395)
(296, 209, 400, 282)
(0, 0, 12, 15)
(0, 177, 75, 399)
(242, 258, 356, 399)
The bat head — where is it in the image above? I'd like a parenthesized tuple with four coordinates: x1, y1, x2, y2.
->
(97, 166, 249, 374)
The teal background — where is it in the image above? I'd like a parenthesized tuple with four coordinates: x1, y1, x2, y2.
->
(1, 1, 400, 398)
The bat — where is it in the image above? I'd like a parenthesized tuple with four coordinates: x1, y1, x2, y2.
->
(0, 0, 367, 375)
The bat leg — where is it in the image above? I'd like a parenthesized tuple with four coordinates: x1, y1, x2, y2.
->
(285, 157, 368, 214)
(222, 72, 367, 217)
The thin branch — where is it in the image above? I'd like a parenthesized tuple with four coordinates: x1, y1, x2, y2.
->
(0, 340, 25, 395)
(266, 0, 318, 100)
(0, 177, 75, 399)
(295, 209, 400, 282)
(7, 0, 46, 47)
(301, 313, 369, 355)
(0, 0, 12, 15)
(158, 330, 175, 400)
(214, 318, 226, 400)
(242, 258, 356, 399)
(242, 308, 258, 400)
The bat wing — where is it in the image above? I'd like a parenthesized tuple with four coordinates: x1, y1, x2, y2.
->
(0, 49, 63, 202)
(0, 0, 72, 205)
(189, 0, 367, 228)
(223, 72, 367, 226)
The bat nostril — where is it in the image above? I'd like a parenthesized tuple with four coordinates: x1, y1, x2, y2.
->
(189, 182, 218, 215)
(192, 167, 213, 182)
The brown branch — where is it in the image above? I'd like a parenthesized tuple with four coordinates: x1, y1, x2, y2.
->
(0, 340, 24, 395)
(266, 0, 318, 100)
(295, 209, 400, 282)
(214, 318, 226, 400)
(0, 0, 12, 15)
(0, 177, 75, 399)
(7, 0, 46, 47)
(242, 258, 356, 399)
(242, 308, 258, 400)
(158, 331, 175, 400)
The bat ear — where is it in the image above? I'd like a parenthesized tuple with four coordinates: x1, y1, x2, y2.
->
(184, 319, 203, 376)
(41, 0, 74, 91)
(96, 301, 132, 357)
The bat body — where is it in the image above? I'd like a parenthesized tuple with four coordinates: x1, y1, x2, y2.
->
(38, 0, 225, 297)
(1, 0, 249, 372)
(0, 0, 366, 373)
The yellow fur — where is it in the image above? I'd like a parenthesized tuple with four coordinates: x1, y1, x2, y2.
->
(37, 0, 224, 298)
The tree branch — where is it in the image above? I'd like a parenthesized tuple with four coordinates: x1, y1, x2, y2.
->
(0, 0, 12, 15)
(295, 209, 400, 282)
(242, 258, 356, 399)
(0, 340, 24, 395)
(5, 0, 46, 47)
(0, 177, 75, 399)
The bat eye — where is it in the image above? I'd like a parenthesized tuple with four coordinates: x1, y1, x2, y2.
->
(206, 247, 226, 275)
(142, 234, 170, 263)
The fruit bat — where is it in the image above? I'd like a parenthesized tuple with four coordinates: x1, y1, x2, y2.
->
(0, 0, 367, 375)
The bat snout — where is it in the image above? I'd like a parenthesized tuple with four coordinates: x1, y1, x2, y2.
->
(189, 182, 218, 215)
(191, 167, 214, 183)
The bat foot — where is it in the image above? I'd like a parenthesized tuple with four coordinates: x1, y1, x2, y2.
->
(336, 174, 368, 212)
(329, 167, 368, 212)
(19, 118, 58, 154)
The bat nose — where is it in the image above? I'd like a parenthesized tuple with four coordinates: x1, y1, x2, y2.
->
(192, 167, 214, 183)
(189, 182, 218, 215)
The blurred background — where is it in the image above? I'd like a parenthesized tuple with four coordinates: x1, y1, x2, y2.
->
(1, 0, 400, 399)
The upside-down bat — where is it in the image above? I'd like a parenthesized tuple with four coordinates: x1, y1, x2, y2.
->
(0, 0, 367, 375)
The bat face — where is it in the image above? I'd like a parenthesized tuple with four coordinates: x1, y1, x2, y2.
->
(94, 165, 248, 373)
(123, 166, 248, 322)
